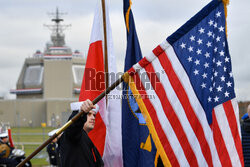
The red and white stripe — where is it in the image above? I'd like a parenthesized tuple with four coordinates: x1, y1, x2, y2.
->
(10, 88, 42, 94)
(128, 40, 243, 166)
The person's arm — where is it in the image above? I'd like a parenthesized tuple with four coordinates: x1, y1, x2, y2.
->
(64, 110, 87, 142)
(64, 99, 95, 142)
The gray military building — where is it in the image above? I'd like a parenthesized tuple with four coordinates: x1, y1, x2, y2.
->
(0, 9, 85, 127)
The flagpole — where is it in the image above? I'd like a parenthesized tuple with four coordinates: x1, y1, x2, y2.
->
(101, 0, 109, 104)
(16, 74, 126, 167)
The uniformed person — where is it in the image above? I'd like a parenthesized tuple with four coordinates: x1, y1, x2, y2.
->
(241, 104, 250, 165)
(58, 100, 104, 167)
(46, 129, 60, 167)
(0, 132, 18, 167)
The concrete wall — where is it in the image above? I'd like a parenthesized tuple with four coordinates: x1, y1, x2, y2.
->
(0, 100, 17, 126)
(17, 94, 43, 99)
(44, 60, 73, 98)
(0, 100, 46, 127)
(46, 99, 76, 127)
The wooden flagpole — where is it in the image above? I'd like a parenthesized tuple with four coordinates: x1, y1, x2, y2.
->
(101, 0, 109, 104)
(17, 74, 125, 167)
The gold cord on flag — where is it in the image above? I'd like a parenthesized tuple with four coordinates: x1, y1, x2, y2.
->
(122, 72, 130, 83)
(125, 0, 132, 33)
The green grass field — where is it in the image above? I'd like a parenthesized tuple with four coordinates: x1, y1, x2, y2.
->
(11, 127, 56, 167)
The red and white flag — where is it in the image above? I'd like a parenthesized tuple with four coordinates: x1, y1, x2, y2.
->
(79, 0, 123, 166)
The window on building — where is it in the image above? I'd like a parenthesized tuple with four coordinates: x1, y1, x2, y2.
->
(72, 65, 85, 85)
(24, 65, 43, 87)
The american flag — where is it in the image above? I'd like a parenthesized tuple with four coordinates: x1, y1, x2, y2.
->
(126, 1, 243, 166)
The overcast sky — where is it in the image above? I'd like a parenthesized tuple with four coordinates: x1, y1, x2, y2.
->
(0, 0, 249, 101)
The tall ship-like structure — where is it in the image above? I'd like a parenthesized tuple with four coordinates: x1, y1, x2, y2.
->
(10, 8, 84, 99)
(0, 9, 85, 127)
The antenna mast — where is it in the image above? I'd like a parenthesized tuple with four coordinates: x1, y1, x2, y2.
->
(44, 8, 71, 47)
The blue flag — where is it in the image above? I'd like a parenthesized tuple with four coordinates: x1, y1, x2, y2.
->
(122, 0, 157, 166)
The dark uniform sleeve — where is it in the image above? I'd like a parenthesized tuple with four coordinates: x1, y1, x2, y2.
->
(47, 143, 56, 156)
(64, 110, 87, 142)
(47, 143, 58, 165)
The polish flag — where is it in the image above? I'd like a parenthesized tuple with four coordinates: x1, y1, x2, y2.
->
(79, 0, 123, 166)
